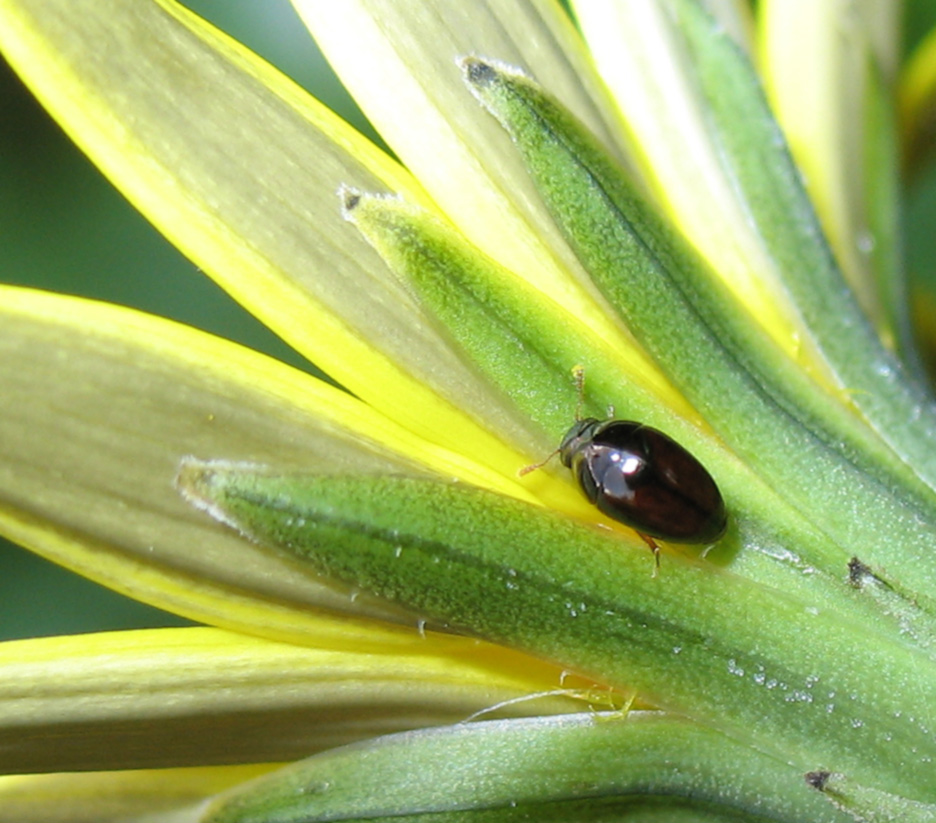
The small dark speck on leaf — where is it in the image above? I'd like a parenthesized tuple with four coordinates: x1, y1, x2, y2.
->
(463, 58, 497, 88)
(341, 187, 361, 211)
(804, 770, 831, 791)
(848, 556, 871, 587)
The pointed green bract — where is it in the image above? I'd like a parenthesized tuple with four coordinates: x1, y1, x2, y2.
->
(805, 770, 936, 823)
(338, 188, 936, 632)
(342, 188, 692, 446)
(202, 713, 853, 823)
(180, 461, 936, 800)
(0, 286, 536, 646)
(669, 0, 936, 493)
(460, 56, 936, 610)
(292, 0, 637, 354)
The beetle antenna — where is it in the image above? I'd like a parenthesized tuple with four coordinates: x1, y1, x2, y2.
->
(572, 365, 586, 421)
(520, 365, 586, 477)
(518, 447, 560, 476)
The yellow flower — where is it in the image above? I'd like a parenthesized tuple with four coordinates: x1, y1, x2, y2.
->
(2, 1, 936, 820)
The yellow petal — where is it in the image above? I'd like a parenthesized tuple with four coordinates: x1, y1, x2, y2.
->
(0, 766, 275, 823)
(0, 625, 595, 772)
(0, 0, 534, 459)
(0, 287, 535, 642)
(294, 0, 639, 351)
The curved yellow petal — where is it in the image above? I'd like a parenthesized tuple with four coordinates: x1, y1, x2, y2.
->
(0, 287, 539, 643)
(294, 0, 642, 354)
(571, 0, 816, 372)
(0, 0, 538, 461)
(0, 625, 595, 772)
(760, 0, 900, 335)
(0, 765, 275, 823)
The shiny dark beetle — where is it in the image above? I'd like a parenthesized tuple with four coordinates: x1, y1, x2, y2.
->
(558, 417, 727, 566)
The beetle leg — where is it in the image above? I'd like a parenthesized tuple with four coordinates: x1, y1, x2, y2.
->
(637, 532, 661, 574)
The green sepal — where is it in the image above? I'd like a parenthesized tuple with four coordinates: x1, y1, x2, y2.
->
(201, 713, 856, 823)
(847, 557, 936, 651)
(861, 57, 918, 374)
(457, 50, 929, 509)
(341, 187, 623, 445)
(805, 769, 936, 823)
(668, 0, 936, 492)
(179, 461, 936, 800)
(339, 186, 936, 642)
(460, 56, 936, 609)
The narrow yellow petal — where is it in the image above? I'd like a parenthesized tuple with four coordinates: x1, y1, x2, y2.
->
(0, 626, 595, 772)
(0, 287, 537, 643)
(294, 0, 639, 352)
(0, 0, 537, 459)
(0, 766, 275, 823)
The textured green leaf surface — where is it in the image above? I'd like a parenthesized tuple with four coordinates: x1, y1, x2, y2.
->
(802, 769, 936, 823)
(461, 57, 936, 611)
(671, 0, 936, 491)
(202, 713, 853, 823)
(181, 464, 936, 802)
(340, 189, 936, 638)
(343, 189, 691, 444)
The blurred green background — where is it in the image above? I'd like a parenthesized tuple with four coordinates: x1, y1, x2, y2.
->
(2, 1, 936, 640)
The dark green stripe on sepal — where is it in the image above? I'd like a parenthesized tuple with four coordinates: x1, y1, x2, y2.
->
(339, 186, 936, 643)
(179, 461, 936, 802)
(202, 713, 857, 823)
(667, 0, 936, 487)
(459, 56, 936, 610)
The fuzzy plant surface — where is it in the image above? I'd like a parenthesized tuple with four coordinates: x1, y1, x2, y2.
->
(2, 1, 936, 821)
